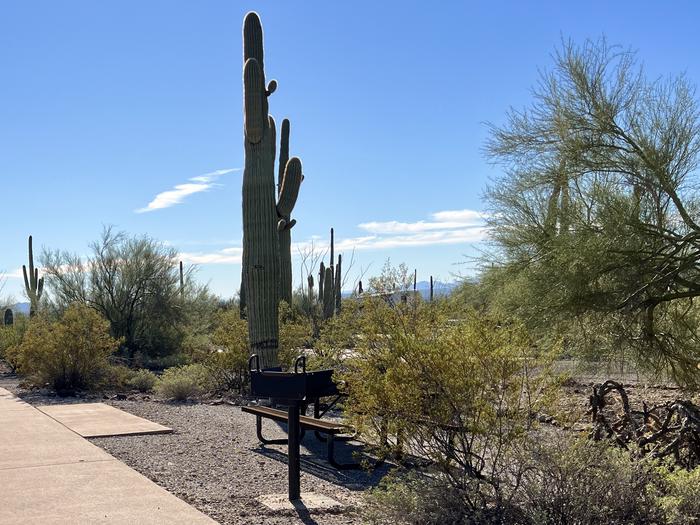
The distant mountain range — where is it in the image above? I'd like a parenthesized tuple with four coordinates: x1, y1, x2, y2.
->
(5, 302, 30, 316)
(342, 280, 458, 300)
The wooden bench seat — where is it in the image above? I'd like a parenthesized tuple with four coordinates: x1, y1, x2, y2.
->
(241, 405, 359, 469)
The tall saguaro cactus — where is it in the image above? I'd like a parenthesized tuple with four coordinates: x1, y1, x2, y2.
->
(22, 235, 44, 317)
(241, 12, 302, 369)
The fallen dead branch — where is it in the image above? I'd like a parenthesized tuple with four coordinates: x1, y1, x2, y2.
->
(589, 380, 700, 469)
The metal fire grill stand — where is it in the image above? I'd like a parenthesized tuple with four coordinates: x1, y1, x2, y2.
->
(248, 354, 339, 501)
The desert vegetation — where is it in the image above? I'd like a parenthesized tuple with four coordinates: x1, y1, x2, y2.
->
(3, 15, 700, 525)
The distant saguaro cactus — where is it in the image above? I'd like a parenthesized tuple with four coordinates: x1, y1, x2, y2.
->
(241, 12, 302, 369)
(3, 308, 13, 326)
(179, 261, 185, 299)
(322, 266, 334, 319)
(335, 254, 342, 314)
(22, 235, 44, 317)
(316, 228, 343, 319)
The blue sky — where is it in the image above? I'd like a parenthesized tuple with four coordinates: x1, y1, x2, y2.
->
(2, 1, 700, 300)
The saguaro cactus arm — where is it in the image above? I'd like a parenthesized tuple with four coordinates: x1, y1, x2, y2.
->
(276, 121, 303, 306)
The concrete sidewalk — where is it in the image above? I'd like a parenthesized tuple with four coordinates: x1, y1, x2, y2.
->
(0, 388, 217, 524)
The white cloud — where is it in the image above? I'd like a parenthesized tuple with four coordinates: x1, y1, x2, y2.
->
(334, 228, 487, 251)
(135, 168, 240, 213)
(173, 208, 487, 266)
(431, 209, 486, 222)
(359, 208, 486, 234)
(180, 247, 243, 265)
(2, 268, 24, 279)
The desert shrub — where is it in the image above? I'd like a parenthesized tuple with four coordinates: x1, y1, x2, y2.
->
(312, 300, 362, 369)
(655, 465, 700, 524)
(205, 310, 249, 392)
(7, 304, 120, 394)
(278, 301, 312, 369)
(155, 363, 209, 400)
(516, 439, 662, 525)
(128, 369, 157, 392)
(342, 299, 557, 517)
(365, 472, 487, 525)
(180, 332, 213, 363)
(104, 364, 136, 389)
(132, 351, 188, 370)
(366, 439, 670, 525)
(0, 315, 29, 371)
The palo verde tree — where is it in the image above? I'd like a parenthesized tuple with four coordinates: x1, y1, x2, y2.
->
(484, 38, 700, 385)
(41, 227, 203, 361)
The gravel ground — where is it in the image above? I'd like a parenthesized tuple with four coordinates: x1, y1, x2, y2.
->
(1, 371, 389, 525)
(6, 361, 692, 524)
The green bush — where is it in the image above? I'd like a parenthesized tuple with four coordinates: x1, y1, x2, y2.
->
(655, 465, 700, 524)
(278, 301, 312, 369)
(155, 364, 209, 400)
(365, 472, 485, 525)
(366, 439, 672, 525)
(7, 304, 120, 394)
(128, 369, 157, 392)
(516, 439, 662, 525)
(206, 310, 249, 392)
(105, 364, 136, 390)
(0, 315, 29, 371)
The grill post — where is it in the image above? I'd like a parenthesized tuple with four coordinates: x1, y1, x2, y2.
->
(287, 401, 301, 501)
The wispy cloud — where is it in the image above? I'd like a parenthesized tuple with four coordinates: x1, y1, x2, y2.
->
(180, 247, 243, 265)
(174, 209, 487, 266)
(2, 268, 24, 280)
(359, 209, 486, 234)
(135, 168, 240, 213)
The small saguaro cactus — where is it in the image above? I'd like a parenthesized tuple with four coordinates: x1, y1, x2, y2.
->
(3, 308, 13, 326)
(318, 261, 325, 303)
(22, 235, 44, 317)
(430, 275, 434, 302)
(322, 266, 335, 319)
(241, 12, 303, 369)
(179, 261, 185, 299)
(335, 254, 342, 314)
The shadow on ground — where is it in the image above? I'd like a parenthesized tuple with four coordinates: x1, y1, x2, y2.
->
(253, 420, 393, 491)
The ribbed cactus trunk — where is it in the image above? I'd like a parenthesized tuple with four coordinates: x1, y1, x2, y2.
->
(277, 118, 303, 307)
(3, 308, 13, 326)
(241, 12, 303, 369)
(335, 254, 342, 314)
(323, 267, 335, 319)
(22, 235, 44, 317)
(318, 261, 325, 303)
(307, 275, 315, 303)
(242, 12, 281, 369)
(239, 269, 247, 319)
(179, 261, 185, 299)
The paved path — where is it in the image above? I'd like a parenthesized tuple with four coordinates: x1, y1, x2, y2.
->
(0, 388, 217, 524)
